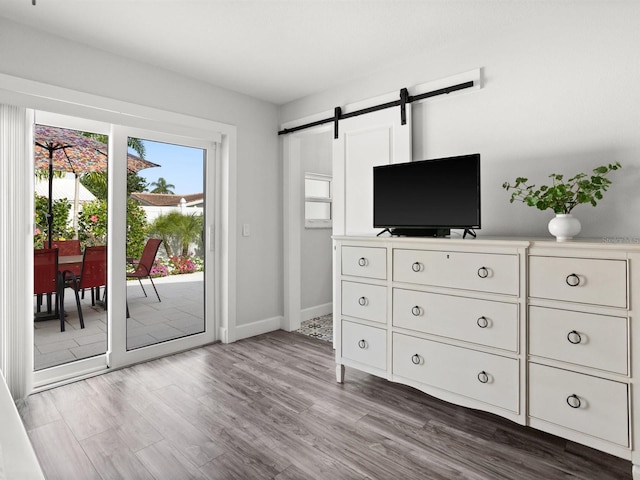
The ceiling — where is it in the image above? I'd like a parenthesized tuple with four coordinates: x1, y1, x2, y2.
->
(0, 1, 557, 105)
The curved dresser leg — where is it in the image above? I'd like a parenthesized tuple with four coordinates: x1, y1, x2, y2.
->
(336, 364, 345, 384)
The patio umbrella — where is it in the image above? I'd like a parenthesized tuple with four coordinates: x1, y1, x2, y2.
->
(34, 125, 159, 245)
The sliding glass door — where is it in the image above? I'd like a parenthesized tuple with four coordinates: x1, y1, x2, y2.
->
(108, 126, 217, 369)
(32, 112, 112, 384)
(32, 116, 218, 387)
(125, 138, 206, 350)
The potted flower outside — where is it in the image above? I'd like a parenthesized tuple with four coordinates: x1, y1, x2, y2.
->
(502, 162, 621, 241)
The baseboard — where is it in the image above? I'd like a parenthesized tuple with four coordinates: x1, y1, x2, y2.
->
(235, 315, 284, 341)
(301, 302, 333, 322)
(218, 327, 228, 343)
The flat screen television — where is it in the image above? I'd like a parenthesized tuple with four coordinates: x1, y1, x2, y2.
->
(373, 153, 481, 237)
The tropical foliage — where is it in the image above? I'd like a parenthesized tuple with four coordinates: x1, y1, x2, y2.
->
(126, 199, 148, 259)
(128, 256, 203, 278)
(80, 134, 148, 199)
(77, 199, 108, 246)
(149, 177, 175, 194)
(148, 211, 203, 257)
(34, 147, 204, 277)
(34, 194, 74, 248)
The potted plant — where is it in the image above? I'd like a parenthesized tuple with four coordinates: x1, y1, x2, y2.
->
(502, 162, 621, 241)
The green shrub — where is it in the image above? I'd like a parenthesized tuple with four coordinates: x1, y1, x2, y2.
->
(34, 194, 73, 247)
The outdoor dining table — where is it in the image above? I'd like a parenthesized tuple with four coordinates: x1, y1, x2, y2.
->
(58, 255, 83, 267)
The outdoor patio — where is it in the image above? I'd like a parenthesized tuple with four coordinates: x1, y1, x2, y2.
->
(34, 272, 204, 370)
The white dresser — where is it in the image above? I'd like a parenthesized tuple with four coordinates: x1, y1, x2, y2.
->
(334, 236, 640, 479)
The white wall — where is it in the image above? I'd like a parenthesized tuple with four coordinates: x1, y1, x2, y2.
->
(280, 3, 640, 239)
(0, 17, 283, 329)
(300, 130, 333, 313)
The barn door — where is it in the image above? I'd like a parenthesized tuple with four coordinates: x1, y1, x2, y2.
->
(332, 103, 412, 236)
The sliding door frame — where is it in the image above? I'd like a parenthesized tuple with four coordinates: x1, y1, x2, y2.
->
(108, 125, 218, 369)
(0, 73, 237, 394)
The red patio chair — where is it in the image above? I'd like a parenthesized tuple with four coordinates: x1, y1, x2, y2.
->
(34, 248, 64, 331)
(51, 239, 81, 256)
(62, 245, 107, 331)
(127, 238, 162, 302)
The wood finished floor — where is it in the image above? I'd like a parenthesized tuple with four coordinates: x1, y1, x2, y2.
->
(20, 330, 631, 480)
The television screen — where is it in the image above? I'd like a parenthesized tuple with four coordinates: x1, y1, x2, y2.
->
(373, 154, 480, 235)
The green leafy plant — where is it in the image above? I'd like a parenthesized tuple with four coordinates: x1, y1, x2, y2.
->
(34, 194, 74, 247)
(502, 162, 621, 214)
(148, 211, 203, 257)
(126, 198, 148, 259)
(78, 199, 108, 246)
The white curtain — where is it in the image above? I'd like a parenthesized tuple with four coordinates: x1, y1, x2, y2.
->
(0, 104, 33, 400)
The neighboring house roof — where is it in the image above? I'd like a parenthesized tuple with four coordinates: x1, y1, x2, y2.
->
(130, 192, 204, 207)
(35, 173, 97, 203)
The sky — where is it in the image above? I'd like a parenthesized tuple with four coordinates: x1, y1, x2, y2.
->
(133, 139, 205, 195)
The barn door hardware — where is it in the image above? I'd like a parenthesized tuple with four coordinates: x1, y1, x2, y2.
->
(278, 80, 474, 136)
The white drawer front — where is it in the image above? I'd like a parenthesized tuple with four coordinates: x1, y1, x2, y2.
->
(529, 307, 628, 375)
(393, 249, 519, 295)
(393, 289, 518, 351)
(342, 321, 387, 371)
(528, 363, 629, 446)
(529, 256, 627, 308)
(341, 281, 387, 323)
(342, 246, 387, 279)
(392, 333, 519, 412)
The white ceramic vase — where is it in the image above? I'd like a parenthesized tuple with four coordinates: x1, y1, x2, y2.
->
(548, 213, 581, 241)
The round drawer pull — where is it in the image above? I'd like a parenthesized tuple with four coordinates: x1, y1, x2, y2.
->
(566, 394, 582, 409)
(411, 262, 422, 273)
(411, 354, 421, 365)
(477, 266, 489, 279)
(477, 371, 489, 383)
(411, 306, 422, 316)
(567, 330, 582, 344)
(358, 257, 367, 267)
(566, 273, 581, 287)
(358, 296, 368, 306)
(477, 316, 489, 328)
(358, 339, 367, 349)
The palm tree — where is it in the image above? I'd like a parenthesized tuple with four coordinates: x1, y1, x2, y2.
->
(147, 213, 175, 257)
(83, 133, 146, 159)
(148, 211, 203, 257)
(80, 135, 148, 200)
(149, 177, 175, 194)
(174, 212, 203, 256)
(127, 138, 146, 159)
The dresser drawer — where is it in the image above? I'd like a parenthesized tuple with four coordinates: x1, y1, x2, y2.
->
(341, 281, 387, 323)
(342, 246, 387, 279)
(529, 307, 628, 375)
(393, 249, 519, 295)
(529, 256, 627, 308)
(392, 333, 519, 412)
(393, 289, 518, 351)
(528, 363, 629, 446)
(342, 321, 387, 371)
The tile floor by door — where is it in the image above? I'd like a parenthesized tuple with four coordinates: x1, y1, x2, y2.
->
(295, 314, 333, 343)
